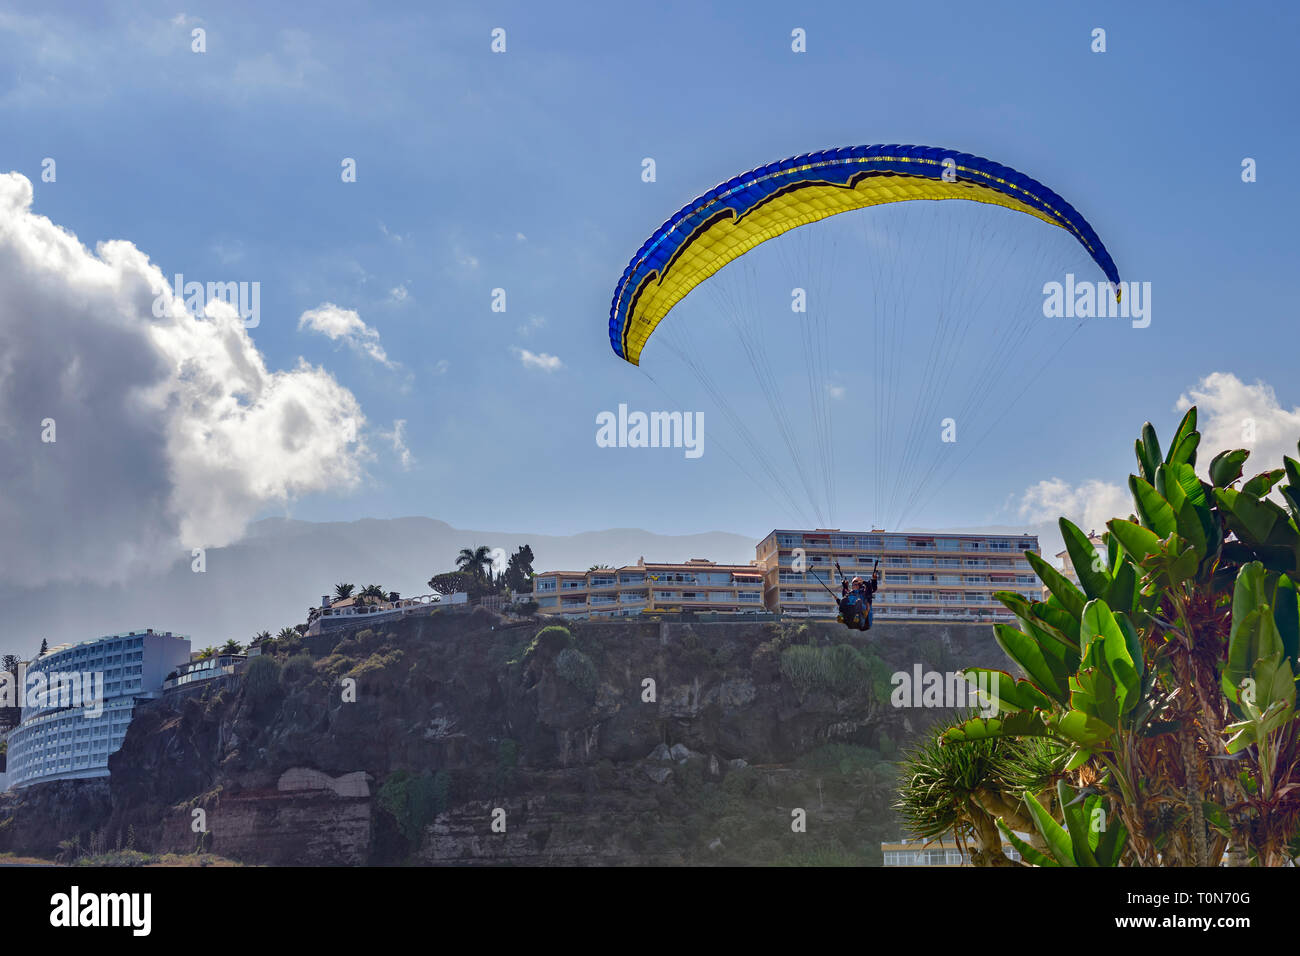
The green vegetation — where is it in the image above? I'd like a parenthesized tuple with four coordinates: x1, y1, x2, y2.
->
(378, 769, 451, 847)
(427, 543, 534, 602)
(795, 742, 882, 775)
(895, 718, 1066, 866)
(526, 625, 574, 657)
(346, 648, 405, 680)
(780, 643, 890, 699)
(900, 407, 1300, 865)
(281, 652, 315, 685)
(244, 654, 282, 705)
(555, 647, 597, 690)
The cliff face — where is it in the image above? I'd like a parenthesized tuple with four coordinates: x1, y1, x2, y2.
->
(0, 611, 1006, 865)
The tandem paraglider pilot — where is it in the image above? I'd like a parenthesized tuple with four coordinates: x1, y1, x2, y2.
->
(838, 569, 879, 631)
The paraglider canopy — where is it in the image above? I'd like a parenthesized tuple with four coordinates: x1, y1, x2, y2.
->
(609, 144, 1120, 366)
(606, 143, 1122, 532)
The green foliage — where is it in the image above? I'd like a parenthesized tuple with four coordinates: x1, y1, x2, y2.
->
(427, 570, 481, 598)
(281, 652, 315, 685)
(347, 649, 405, 680)
(897, 716, 1066, 843)
(244, 655, 282, 705)
(779, 643, 889, 699)
(525, 625, 574, 658)
(555, 647, 597, 690)
(794, 743, 882, 775)
(503, 544, 535, 594)
(1000, 780, 1128, 867)
(937, 407, 1300, 865)
(877, 730, 896, 758)
(378, 770, 451, 847)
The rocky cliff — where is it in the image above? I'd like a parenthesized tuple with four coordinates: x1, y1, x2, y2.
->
(0, 611, 1006, 865)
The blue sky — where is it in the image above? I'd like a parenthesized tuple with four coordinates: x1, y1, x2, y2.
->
(2, 0, 1296, 551)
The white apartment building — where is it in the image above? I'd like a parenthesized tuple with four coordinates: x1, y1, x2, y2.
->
(756, 529, 1042, 622)
(4, 629, 190, 788)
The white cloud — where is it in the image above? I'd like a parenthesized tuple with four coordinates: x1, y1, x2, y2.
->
(1013, 371, 1300, 564)
(454, 245, 479, 269)
(1177, 372, 1300, 479)
(1017, 477, 1131, 535)
(378, 419, 413, 470)
(0, 171, 367, 587)
(433, 359, 449, 375)
(826, 383, 846, 400)
(298, 302, 393, 366)
(515, 348, 562, 373)
(515, 232, 527, 242)
(389, 284, 409, 303)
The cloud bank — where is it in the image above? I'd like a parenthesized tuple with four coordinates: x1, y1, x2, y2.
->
(0, 171, 367, 587)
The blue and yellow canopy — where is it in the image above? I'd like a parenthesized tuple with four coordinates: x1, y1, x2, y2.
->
(609, 144, 1120, 365)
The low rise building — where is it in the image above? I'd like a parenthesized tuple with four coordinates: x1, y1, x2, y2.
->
(881, 837, 1023, 866)
(305, 592, 466, 636)
(163, 653, 246, 692)
(534, 558, 766, 619)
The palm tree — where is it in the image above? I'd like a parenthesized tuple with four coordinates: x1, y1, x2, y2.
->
(456, 546, 494, 582)
(277, 627, 298, 641)
(895, 717, 1063, 866)
(334, 583, 355, 601)
(360, 584, 386, 604)
(197, 646, 216, 660)
(588, 563, 613, 572)
(221, 638, 244, 655)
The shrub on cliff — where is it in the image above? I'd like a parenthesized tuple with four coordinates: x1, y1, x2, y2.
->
(281, 652, 315, 686)
(378, 769, 451, 848)
(555, 647, 597, 691)
(780, 644, 889, 700)
(244, 655, 282, 706)
(526, 625, 574, 658)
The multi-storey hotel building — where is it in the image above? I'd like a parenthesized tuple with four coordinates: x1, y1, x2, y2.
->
(756, 529, 1042, 622)
(4, 629, 190, 788)
(534, 558, 766, 619)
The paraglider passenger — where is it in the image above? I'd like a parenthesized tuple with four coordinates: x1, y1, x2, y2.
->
(839, 571, 879, 631)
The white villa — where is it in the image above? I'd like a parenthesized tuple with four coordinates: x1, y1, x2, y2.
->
(304, 591, 467, 636)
